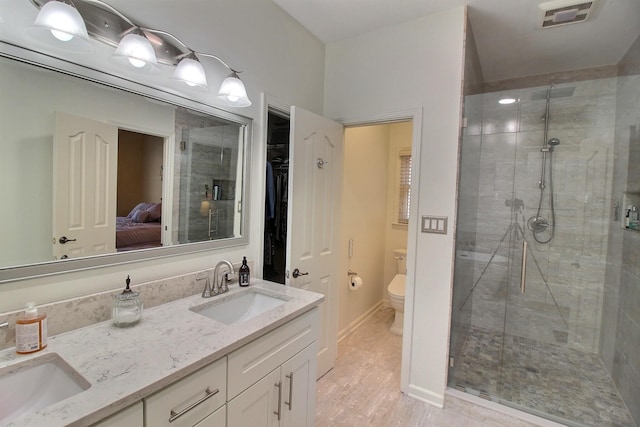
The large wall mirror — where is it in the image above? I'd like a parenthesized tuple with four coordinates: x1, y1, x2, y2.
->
(0, 48, 252, 283)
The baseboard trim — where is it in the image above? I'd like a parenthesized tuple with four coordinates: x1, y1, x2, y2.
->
(337, 301, 384, 342)
(406, 383, 445, 408)
(446, 389, 568, 427)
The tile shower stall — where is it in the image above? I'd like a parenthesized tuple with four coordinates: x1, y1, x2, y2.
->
(450, 73, 640, 427)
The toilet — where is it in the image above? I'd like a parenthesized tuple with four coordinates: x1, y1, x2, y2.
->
(388, 248, 407, 335)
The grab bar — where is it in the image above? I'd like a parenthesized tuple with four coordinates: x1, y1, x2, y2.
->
(520, 240, 527, 294)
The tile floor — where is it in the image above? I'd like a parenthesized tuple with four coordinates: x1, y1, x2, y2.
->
(315, 307, 548, 426)
(449, 326, 636, 427)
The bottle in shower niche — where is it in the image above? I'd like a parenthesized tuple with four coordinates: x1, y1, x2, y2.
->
(625, 205, 631, 228)
(15, 302, 47, 354)
(239, 257, 250, 287)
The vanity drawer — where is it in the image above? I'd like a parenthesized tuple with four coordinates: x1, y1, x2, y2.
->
(144, 357, 227, 427)
(227, 307, 318, 399)
(91, 401, 143, 426)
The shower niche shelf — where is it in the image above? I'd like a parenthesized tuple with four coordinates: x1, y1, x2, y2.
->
(621, 192, 640, 232)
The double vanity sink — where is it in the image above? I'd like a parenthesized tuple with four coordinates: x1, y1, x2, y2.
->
(0, 281, 322, 426)
(190, 288, 287, 325)
(0, 353, 91, 425)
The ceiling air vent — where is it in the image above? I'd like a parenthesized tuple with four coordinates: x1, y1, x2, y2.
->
(539, 0, 599, 28)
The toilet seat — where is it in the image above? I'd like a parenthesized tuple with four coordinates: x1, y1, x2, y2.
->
(388, 274, 406, 298)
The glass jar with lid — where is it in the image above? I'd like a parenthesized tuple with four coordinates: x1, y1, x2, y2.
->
(112, 276, 143, 327)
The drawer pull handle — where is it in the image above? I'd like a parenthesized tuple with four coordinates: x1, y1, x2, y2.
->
(169, 387, 219, 423)
(274, 380, 282, 421)
(285, 372, 294, 410)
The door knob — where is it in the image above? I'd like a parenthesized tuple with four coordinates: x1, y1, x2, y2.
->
(58, 236, 77, 244)
(292, 268, 309, 278)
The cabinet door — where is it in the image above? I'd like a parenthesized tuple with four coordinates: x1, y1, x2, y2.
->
(281, 343, 317, 427)
(228, 309, 317, 399)
(227, 368, 281, 427)
(193, 405, 225, 427)
(91, 401, 143, 427)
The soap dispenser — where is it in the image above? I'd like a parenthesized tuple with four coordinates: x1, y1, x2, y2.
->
(239, 256, 250, 287)
(112, 276, 143, 327)
(15, 302, 47, 354)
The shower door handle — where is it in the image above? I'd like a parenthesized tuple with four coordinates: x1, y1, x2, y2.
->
(520, 240, 528, 294)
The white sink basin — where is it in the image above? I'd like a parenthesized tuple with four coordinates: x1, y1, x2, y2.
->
(0, 352, 91, 424)
(191, 290, 287, 325)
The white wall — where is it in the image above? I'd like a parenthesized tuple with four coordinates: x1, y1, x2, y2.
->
(324, 7, 466, 406)
(339, 125, 390, 336)
(383, 122, 412, 287)
(142, 137, 164, 204)
(0, 0, 325, 312)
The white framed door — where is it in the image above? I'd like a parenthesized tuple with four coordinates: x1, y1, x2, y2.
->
(286, 106, 343, 378)
(53, 112, 118, 260)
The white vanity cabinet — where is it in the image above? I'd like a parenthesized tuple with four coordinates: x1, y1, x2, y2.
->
(227, 308, 319, 427)
(91, 306, 319, 427)
(144, 357, 227, 427)
(91, 401, 143, 427)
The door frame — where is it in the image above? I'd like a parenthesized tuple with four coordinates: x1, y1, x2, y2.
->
(338, 108, 423, 395)
(108, 119, 174, 246)
(258, 93, 292, 277)
(260, 96, 423, 394)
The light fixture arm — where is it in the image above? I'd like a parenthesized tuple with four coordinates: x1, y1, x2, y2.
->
(131, 28, 243, 74)
(80, 0, 135, 27)
(198, 53, 235, 72)
(144, 28, 189, 50)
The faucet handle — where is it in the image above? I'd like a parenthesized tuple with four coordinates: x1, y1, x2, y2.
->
(201, 277, 213, 298)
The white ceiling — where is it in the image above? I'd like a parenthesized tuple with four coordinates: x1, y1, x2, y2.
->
(272, 0, 640, 82)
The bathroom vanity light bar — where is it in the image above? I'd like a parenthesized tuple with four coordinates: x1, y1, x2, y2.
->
(26, 0, 252, 107)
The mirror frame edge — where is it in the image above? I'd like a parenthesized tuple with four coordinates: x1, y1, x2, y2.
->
(0, 41, 253, 284)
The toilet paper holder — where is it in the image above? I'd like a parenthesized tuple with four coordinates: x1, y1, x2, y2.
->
(347, 270, 358, 277)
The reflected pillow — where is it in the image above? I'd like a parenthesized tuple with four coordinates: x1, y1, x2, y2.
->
(127, 202, 152, 219)
(146, 202, 162, 222)
(132, 210, 151, 223)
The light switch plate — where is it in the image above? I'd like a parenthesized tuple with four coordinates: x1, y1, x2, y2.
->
(421, 216, 448, 234)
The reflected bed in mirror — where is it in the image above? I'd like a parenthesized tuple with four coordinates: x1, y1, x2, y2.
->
(0, 51, 251, 282)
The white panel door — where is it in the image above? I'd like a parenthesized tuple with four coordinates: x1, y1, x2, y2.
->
(286, 106, 343, 378)
(53, 112, 118, 260)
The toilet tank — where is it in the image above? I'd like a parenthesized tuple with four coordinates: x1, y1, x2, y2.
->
(394, 249, 407, 274)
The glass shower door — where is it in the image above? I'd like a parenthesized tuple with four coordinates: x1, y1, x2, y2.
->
(450, 79, 636, 427)
(449, 89, 521, 401)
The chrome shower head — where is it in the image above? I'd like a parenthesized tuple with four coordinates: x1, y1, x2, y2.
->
(548, 138, 560, 146)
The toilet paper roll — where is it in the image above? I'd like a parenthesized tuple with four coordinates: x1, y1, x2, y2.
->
(349, 276, 363, 291)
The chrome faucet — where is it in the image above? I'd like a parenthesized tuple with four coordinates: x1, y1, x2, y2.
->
(213, 260, 235, 294)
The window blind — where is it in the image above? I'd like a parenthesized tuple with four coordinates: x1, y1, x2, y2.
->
(398, 154, 412, 224)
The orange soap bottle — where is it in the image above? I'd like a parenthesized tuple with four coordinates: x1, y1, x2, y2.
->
(15, 302, 48, 354)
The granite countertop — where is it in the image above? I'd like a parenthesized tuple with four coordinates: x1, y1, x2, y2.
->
(0, 280, 324, 427)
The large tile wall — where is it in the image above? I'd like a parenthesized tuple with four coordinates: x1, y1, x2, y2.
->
(455, 74, 618, 355)
(174, 106, 240, 244)
(602, 34, 640, 425)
